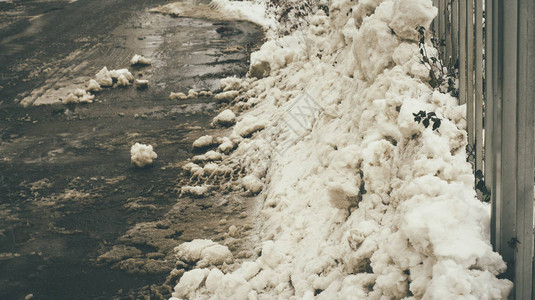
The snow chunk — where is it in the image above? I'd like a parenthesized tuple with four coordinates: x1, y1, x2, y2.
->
(181, 185, 209, 197)
(188, 89, 199, 98)
(86, 79, 102, 92)
(233, 116, 266, 137)
(192, 135, 216, 150)
(63, 88, 94, 104)
(218, 137, 235, 154)
(95, 67, 113, 87)
(175, 239, 234, 267)
(110, 68, 134, 82)
(130, 143, 157, 168)
(214, 90, 239, 102)
(212, 109, 236, 127)
(169, 92, 188, 100)
(134, 79, 149, 89)
(182, 162, 204, 176)
(220, 76, 242, 91)
(116, 74, 130, 86)
(130, 54, 152, 66)
(173, 268, 210, 299)
(199, 90, 213, 97)
(241, 174, 263, 194)
(389, 0, 438, 41)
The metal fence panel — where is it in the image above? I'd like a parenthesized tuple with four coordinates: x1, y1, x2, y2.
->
(434, 0, 534, 297)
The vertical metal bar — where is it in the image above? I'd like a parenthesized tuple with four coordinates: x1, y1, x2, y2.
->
(445, 0, 453, 66)
(432, 0, 438, 31)
(485, 0, 495, 246)
(466, 0, 475, 157)
(492, 0, 503, 258)
(452, 0, 459, 69)
(501, 0, 518, 285)
(516, 0, 534, 297)
(459, 0, 467, 106)
(475, 0, 484, 187)
(438, 0, 445, 60)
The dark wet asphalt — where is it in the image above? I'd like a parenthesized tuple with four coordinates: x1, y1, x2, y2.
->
(0, 0, 262, 299)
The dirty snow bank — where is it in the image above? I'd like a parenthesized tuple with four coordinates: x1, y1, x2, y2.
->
(170, 0, 512, 299)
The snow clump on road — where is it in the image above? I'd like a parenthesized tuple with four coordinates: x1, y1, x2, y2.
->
(130, 54, 152, 66)
(168, 0, 513, 299)
(130, 143, 157, 168)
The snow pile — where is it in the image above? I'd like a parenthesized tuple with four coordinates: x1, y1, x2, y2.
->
(130, 143, 157, 168)
(130, 54, 152, 66)
(170, 0, 512, 299)
(94, 66, 134, 88)
(64, 88, 95, 104)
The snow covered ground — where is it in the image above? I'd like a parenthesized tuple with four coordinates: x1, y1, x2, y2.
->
(168, 0, 513, 299)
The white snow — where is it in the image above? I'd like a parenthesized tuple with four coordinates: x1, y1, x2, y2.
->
(168, 0, 513, 299)
(220, 76, 243, 92)
(214, 90, 239, 102)
(187, 89, 199, 98)
(134, 79, 149, 89)
(109, 68, 134, 82)
(95, 66, 134, 87)
(169, 92, 188, 100)
(210, 0, 277, 33)
(181, 185, 209, 197)
(116, 74, 130, 87)
(241, 174, 263, 194)
(199, 90, 213, 97)
(212, 109, 236, 127)
(175, 239, 234, 268)
(86, 79, 102, 92)
(95, 66, 114, 87)
(63, 88, 94, 104)
(130, 54, 152, 66)
(217, 137, 235, 154)
(192, 135, 216, 150)
(130, 143, 157, 168)
(233, 115, 266, 137)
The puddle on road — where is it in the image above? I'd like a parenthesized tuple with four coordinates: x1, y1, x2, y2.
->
(0, 1, 262, 299)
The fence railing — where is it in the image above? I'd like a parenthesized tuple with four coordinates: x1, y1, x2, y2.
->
(431, 1, 534, 299)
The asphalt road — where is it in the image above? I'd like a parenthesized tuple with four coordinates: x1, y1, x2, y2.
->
(0, 0, 262, 299)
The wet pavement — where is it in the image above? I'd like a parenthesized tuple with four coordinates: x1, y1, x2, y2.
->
(0, 0, 262, 299)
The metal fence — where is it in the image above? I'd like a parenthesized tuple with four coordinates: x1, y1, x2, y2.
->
(431, 0, 534, 299)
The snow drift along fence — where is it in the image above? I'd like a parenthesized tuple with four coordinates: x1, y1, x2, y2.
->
(432, 0, 534, 299)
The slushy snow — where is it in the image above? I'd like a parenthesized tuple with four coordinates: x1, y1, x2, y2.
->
(169, 0, 513, 299)
(130, 143, 157, 168)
